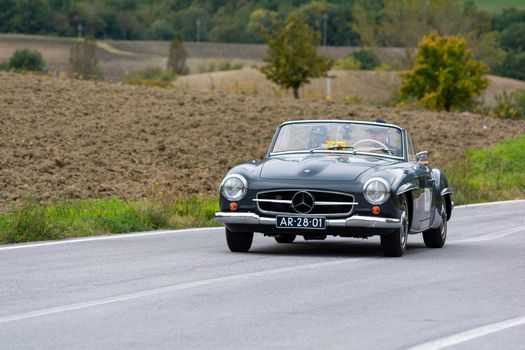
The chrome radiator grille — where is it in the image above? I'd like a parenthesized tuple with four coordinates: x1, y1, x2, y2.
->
(254, 190, 356, 216)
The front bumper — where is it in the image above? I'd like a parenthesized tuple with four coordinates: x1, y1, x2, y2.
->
(215, 212, 401, 229)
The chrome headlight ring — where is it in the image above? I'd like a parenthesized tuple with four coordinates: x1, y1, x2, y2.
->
(363, 177, 391, 205)
(220, 174, 248, 201)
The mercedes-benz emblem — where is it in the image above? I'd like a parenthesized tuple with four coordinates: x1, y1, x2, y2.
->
(292, 191, 315, 214)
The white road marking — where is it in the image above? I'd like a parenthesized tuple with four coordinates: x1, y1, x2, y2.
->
(454, 226, 525, 243)
(454, 199, 525, 209)
(407, 315, 525, 350)
(0, 258, 364, 324)
(0, 227, 221, 251)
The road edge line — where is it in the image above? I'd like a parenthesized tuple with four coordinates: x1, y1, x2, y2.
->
(406, 315, 525, 350)
(0, 227, 221, 251)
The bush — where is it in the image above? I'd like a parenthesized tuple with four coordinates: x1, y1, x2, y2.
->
(8, 49, 46, 72)
(492, 90, 525, 119)
(400, 32, 489, 111)
(124, 67, 176, 88)
(352, 50, 380, 70)
(335, 55, 361, 70)
(197, 60, 244, 73)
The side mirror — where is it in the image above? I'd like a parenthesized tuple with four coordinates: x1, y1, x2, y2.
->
(415, 151, 429, 165)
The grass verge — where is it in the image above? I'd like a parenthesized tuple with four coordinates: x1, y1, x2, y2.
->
(1, 136, 523, 244)
(445, 135, 525, 205)
(0, 196, 220, 244)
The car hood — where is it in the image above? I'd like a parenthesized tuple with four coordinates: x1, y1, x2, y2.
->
(260, 154, 398, 182)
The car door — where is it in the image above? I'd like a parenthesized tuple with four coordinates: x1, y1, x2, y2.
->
(408, 137, 434, 231)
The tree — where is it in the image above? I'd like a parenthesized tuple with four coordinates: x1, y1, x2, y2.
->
(167, 37, 189, 75)
(400, 32, 489, 111)
(69, 38, 100, 79)
(493, 51, 525, 81)
(259, 18, 333, 99)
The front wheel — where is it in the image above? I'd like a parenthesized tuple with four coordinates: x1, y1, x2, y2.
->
(226, 228, 253, 252)
(380, 196, 409, 257)
(423, 201, 447, 248)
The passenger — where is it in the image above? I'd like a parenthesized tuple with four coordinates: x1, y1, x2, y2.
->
(306, 125, 329, 149)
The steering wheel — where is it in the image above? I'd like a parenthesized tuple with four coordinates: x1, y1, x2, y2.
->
(352, 139, 389, 150)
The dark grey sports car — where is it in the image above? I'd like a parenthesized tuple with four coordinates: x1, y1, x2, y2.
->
(215, 120, 453, 257)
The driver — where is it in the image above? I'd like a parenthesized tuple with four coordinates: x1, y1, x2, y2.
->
(306, 125, 329, 149)
(367, 119, 401, 156)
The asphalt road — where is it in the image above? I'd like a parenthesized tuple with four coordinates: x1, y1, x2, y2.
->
(1, 201, 524, 350)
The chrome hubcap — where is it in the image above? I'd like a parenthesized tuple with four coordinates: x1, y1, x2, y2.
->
(400, 208, 408, 248)
(440, 204, 447, 240)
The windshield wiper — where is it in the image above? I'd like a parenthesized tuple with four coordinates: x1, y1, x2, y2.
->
(354, 147, 397, 155)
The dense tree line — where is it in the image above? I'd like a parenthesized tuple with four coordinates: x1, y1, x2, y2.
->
(0, 0, 524, 80)
(0, 0, 361, 44)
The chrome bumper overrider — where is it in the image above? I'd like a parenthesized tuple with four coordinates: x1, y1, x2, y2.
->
(215, 212, 401, 229)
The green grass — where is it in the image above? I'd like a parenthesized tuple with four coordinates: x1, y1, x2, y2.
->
(1, 136, 524, 244)
(445, 135, 525, 205)
(0, 196, 220, 244)
(473, 0, 525, 13)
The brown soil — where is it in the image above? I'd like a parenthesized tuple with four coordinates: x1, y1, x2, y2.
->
(1, 72, 524, 210)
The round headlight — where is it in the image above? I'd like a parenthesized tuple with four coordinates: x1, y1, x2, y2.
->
(220, 175, 248, 201)
(363, 178, 390, 205)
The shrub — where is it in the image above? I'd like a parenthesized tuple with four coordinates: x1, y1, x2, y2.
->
(197, 60, 244, 73)
(492, 90, 525, 119)
(8, 49, 46, 72)
(352, 50, 380, 70)
(400, 32, 489, 111)
(335, 55, 361, 70)
(124, 67, 176, 88)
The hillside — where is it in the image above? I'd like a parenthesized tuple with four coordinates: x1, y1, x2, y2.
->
(1, 72, 524, 210)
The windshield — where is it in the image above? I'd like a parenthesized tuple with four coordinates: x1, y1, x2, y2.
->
(271, 121, 404, 158)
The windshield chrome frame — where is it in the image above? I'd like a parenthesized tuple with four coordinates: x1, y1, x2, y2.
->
(267, 120, 407, 161)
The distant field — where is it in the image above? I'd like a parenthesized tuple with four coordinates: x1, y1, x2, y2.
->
(0, 34, 407, 81)
(178, 67, 525, 107)
(473, 0, 525, 13)
(1, 34, 524, 106)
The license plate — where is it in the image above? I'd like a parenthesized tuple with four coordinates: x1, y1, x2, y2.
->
(276, 216, 326, 230)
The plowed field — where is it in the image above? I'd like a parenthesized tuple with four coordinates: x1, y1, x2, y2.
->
(1, 72, 524, 210)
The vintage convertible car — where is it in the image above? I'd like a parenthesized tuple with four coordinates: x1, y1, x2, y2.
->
(215, 120, 453, 257)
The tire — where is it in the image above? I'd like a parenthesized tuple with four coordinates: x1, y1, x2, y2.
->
(274, 235, 296, 243)
(225, 228, 253, 252)
(380, 195, 409, 257)
(423, 200, 447, 248)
